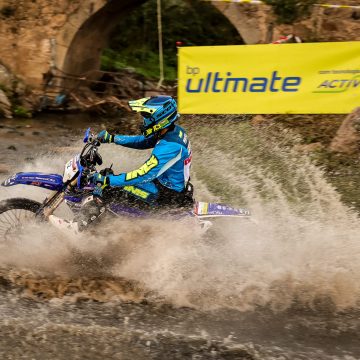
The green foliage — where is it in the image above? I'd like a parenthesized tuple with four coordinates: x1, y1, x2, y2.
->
(13, 106, 31, 118)
(101, 48, 177, 80)
(263, 0, 316, 24)
(102, 0, 242, 80)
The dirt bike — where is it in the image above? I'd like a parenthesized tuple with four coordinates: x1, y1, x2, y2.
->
(0, 129, 251, 240)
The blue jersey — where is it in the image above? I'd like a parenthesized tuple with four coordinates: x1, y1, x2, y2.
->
(108, 125, 192, 193)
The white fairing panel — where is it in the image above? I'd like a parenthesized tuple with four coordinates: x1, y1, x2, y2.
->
(63, 155, 80, 182)
(184, 152, 192, 183)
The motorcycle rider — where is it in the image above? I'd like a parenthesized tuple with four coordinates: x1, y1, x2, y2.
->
(49, 95, 194, 234)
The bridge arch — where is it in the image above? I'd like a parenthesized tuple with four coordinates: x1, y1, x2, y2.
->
(59, 0, 145, 77)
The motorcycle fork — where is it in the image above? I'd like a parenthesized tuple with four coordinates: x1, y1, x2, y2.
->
(40, 191, 65, 218)
(38, 178, 78, 219)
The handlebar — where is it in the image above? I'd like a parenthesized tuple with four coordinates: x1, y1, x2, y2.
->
(67, 128, 113, 190)
(80, 129, 103, 168)
(68, 129, 102, 189)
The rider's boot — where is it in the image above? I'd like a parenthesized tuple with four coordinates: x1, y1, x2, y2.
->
(49, 215, 80, 236)
(49, 196, 105, 236)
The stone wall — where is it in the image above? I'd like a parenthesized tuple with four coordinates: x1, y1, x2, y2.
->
(273, 6, 360, 43)
(0, 0, 144, 88)
(211, 2, 273, 44)
(211, 1, 360, 44)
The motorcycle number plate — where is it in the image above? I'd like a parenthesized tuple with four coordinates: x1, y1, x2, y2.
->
(63, 155, 79, 182)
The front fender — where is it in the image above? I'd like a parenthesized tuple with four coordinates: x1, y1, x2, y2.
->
(2, 172, 64, 191)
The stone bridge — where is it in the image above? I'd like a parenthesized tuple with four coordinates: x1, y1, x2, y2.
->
(0, 0, 359, 89)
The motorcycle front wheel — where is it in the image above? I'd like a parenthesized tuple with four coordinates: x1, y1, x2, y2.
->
(0, 198, 41, 241)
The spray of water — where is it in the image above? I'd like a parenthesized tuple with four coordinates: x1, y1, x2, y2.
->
(0, 116, 360, 311)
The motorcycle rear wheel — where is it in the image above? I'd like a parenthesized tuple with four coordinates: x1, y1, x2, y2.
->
(0, 198, 41, 242)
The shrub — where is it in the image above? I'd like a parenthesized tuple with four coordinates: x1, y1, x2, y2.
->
(263, 0, 316, 24)
(13, 106, 31, 118)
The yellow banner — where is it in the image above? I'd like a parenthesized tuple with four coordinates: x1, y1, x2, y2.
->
(178, 42, 360, 114)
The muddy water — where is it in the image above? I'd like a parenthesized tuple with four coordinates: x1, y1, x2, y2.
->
(0, 114, 360, 359)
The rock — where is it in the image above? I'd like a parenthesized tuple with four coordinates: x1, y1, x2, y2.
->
(52, 14, 67, 28)
(330, 108, 360, 154)
(294, 142, 324, 153)
(0, 89, 12, 118)
(0, 89, 11, 108)
(0, 164, 9, 174)
(251, 114, 270, 126)
(0, 64, 13, 89)
(7, 145, 17, 151)
(15, 81, 27, 96)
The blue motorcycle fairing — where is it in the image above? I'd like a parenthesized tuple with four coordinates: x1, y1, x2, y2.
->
(109, 203, 147, 217)
(76, 158, 84, 189)
(2, 172, 63, 191)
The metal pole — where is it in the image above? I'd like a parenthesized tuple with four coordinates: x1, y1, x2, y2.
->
(50, 38, 56, 69)
(157, 0, 164, 88)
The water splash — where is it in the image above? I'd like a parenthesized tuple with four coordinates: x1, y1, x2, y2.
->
(0, 116, 360, 313)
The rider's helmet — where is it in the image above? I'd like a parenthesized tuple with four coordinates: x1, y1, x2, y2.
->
(128, 96, 180, 137)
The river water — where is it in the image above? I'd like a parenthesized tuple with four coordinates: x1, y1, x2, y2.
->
(0, 114, 359, 359)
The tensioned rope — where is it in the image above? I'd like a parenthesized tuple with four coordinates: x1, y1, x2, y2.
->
(204, 0, 360, 10)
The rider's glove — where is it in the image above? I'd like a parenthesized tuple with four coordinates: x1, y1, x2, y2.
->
(91, 173, 110, 188)
(91, 173, 110, 197)
(97, 130, 114, 143)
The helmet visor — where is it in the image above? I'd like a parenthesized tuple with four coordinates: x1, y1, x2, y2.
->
(140, 111, 152, 119)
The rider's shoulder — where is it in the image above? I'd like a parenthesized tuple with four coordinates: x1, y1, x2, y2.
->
(156, 137, 182, 148)
(162, 125, 188, 141)
(174, 124, 187, 134)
